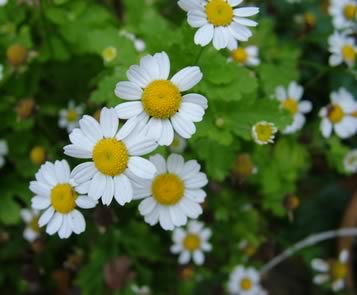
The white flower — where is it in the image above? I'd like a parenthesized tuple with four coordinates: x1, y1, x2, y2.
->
(170, 220, 212, 265)
(0, 64, 4, 80)
(102, 46, 117, 63)
(135, 154, 208, 230)
(20, 209, 41, 242)
(119, 30, 146, 52)
(131, 285, 151, 295)
(319, 88, 357, 139)
(251, 121, 278, 145)
(0, 0, 8, 6)
(344, 149, 357, 173)
(312, 250, 349, 292)
(64, 107, 158, 206)
(178, 0, 259, 50)
(329, 0, 357, 31)
(275, 81, 312, 134)
(169, 133, 187, 153)
(59, 101, 84, 133)
(228, 265, 265, 295)
(229, 46, 260, 66)
(29, 160, 97, 239)
(0, 139, 8, 168)
(115, 51, 207, 146)
(328, 32, 357, 68)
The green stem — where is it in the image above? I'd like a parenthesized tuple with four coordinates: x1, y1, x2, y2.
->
(193, 46, 205, 64)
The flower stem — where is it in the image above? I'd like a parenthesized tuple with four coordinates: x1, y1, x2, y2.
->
(194, 46, 205, 64)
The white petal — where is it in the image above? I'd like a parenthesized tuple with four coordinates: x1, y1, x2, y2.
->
(171, 112, 196, 139)
(128, 157, 157, 179)
(229, 22, 251, 41)
(75, 196, 97, 209)
(149, 154, 167, 173)
(184, 172, 208, 189)
(88, 172, 107, 200)
(38, 207, 54, 227)
(29, 181, 50, 197)
(126, 136, 158, 156)
(178, 251, 191, 264)
(144, 118, 163, 141)
(234, 17, 257, 27)
(46, 212, 63, 235)
(24, 228, 38, 242)
(213, 26, 229, 50)
(101, 176, 114, 206)
(115, 102, 143, 119)
(179, 102, 205, 122)
(70, 210, 86, 234)
(114, 174, 133, 205)
(188, 9, 208, 28)
(20, 209, 33, 223)
(127, 65, 152, 88)
(31, 196, 51, 210)
(229, 0, 243, 6)
(321, 118, 332, 138)
(167, 154, 185, 174)
(54, 160, 70, 183)
(116, 112, 149, 140)
(100, 107, 119, 138)
(58, 215, 72, 239)
(173, 227, 186, 242)
(299, 101, 312, 113)
(193, 250, 204, 265)
(79, 115, 103, 143)
(115, 81, 143, 100)
(68, 129, 95, 150)
(340, 249, 349, 263)
(178, 0, 201, 12)
(159, 207, 175, 230)
(153, 51, 171, 80)
(179, 198, 202, 218)
(233, 7, 259, 17)
(182, 94, 208, 110)
(139, 197, 157, 215)
(158, 119, 174, 146)
(332, 279, 344, 291)
(71, 162, 97, 184)
(194, 24, 214, 47)
(64, 144, 92, 159)
(185, 189, 206, 203)
(311, 259, 329, 272)
(169, 206, 187, 227)
(171, 66, 203, 91)
(144, 207, 160, 225)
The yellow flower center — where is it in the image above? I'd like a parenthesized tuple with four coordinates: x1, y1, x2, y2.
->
(30, 146, 46, 165)
(282, 98, 299, 116)
(342, 45, 356, 63)
(347, 154, 357, 165)
(183, 234, 201, 252)
(240, 278, 253, 291)
(231, 48, 248, 64)
(243, 245, 257, 257)
(50, 183, 77, 214)
(254, 123, 275, 143)
(92, 138, 129, 176)
(67, 110, 78, 122)
(344, 4, 357, 20)
(142, 80, 182, 119)
(102, 47, 117, 63)
(330, 261, 348, 280)
(30, 216, 40, 233)
(205, 0, 234, 26)
(328, 104, 345, 124)
(151, 173, 184, 205)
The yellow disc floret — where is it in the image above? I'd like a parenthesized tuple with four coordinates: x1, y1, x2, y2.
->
(30, 146, 47, 165)
(30, 216, 40, 233)
(342, 45, 356, 63)
(102, 47, 117, 63)
(282, 98, 299, 116)
(142, 80, 182, 119)
(328, 104, 344, 124)
(51, 183, 77, 214)
(67, 110, 78, 122)
(330, 261, 348, 280)
(254, 122, 275, 143)
(93, 138, 129, 176)
(240, 278, 253, 291)
(183, 234, 201, 252)
(344, 4, 357, 20)
(151, 173, 184, 205)
(231, 48, 248, 64)
(205, 0, 234, 26)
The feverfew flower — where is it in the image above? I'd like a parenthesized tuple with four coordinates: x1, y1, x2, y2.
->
(178, 0, 259, 50)
(312, 250, 349, 292)
(59, 101, 84, 133)
(119, 30, 146, 52)
(252, 121, 278, 145)
(102, 46, 117, 63)
(20, 209, 41, 242)
(344, 149, 357, 173)
(64, 108, 158, 206)
(319, 88, 357, 138)
(0, 0, 7, 6)
(0, 139, 8, 168)
(329, 0, 357, 31)
(275, 81, 312, 134)
(135, 154, 208, 230)
(328, 32, 357, 68)
(115, 52, 207, 146)
(169, 133, 187, 153)
(228, 265, 266, 295)
(29, 160, 97, 239)
(229, 46, 260, 66)
(171, 221, 212, 265)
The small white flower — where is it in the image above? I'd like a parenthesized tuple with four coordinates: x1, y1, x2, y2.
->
(115, 51, 207, 146)
(275, 81, 312, 134)
(312, 250, 349, 292)
(59, 101, 84, 133)
(228, 265, 266, 295)
(64, 107, 158, 206)
(328, 32, 357, 68)
(344, 149, 357, 173)
(252, 121, 278, 145)
(29, 160, 97, 239)
(135, 154, 208, 230)
(319, 88, 357, 139)
(119, 30, 146, 52)
(178, 0, 259, 50)
(131, 285, 151, 295)
(0, 0, 8, 6)
(0, 139, 8, 168)
(229, 46, 260, 66)
(171, 220, 212, 265)
(329, 0, 357, 31)
(169, 133, 187, 153)
(20, 209, 41, 242)
(102, 46, 117, 63)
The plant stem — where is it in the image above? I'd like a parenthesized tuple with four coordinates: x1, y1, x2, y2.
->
(194, 46, 205, 64)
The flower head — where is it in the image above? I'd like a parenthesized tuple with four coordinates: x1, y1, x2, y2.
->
(59, 101, 84, 133)
(228, 265, 266, 295)
(135, 154, 208, 230)
(30, 146, 47, 165)
(252, 121, 278, 145)
(29, 160, 97, 239)
(344, 149, 357, 173)
(329, 0, 357, 31)
(20, 209, 41, 242)
(229, 46, 260, 66)
(328, 32, 357, 68)
(178, 0, 259, 50)
(102, 46, 117, 63)
(64, 107, 158, 206)
(115, 51, 207, 146)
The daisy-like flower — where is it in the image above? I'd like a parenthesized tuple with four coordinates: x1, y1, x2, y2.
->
(328, 32, 357, 68)
(29, 160, 97, 239)
(135, 154, 208, 230)
(0, 139, 8, 168)
(131, 285, 151, 295)
(275, 81, 312, 134)
(319, 88, 357, 139)
(20, 209, 41, 242)
(170, 220, 212, 265)
(59, 101, 84, 133)
(312, 250, 349, 292)
(178, 0, 259, 50)
(0, 0, 7, 6)
(169, 133, 187, 153)
(64, 107, 158, 206)
(229, 46, 260, 66)
(252, 121, 278, 145)
(115, 51, 207, 146)
(228, 265, 266, 295)
(102, 46, 117, 63)
(344, 149, 357, 173)
(119, 30, 146, 52)
(329, 0, 357, 31)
